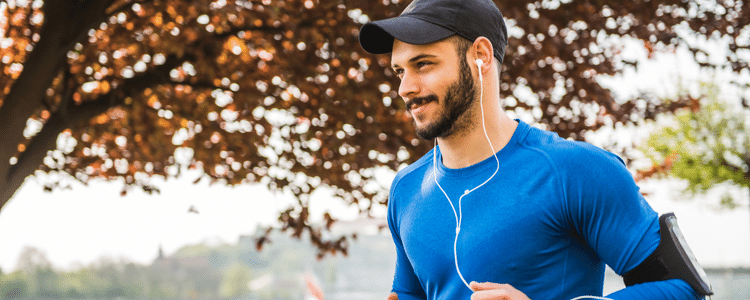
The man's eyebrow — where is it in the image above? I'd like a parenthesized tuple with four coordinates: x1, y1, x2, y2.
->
(392, 54, 438, 69)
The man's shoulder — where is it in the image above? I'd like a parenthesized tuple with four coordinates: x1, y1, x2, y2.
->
(521, 126, 626, 172)
(389, 148, 434, 192)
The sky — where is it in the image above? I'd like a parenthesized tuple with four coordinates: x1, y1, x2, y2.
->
(0, 171, 380, 271)
(1, 37, 749, 272)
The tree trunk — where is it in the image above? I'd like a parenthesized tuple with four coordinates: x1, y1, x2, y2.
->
(0, 0, 116, 211)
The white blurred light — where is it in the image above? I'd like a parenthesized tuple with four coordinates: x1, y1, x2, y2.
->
(197, 14, 210, 25)
(213, 90, 233, 107)
(81, 82, 99, 93)
(172, 128, 189, 146)
(121, 67, 134, 78)
(23, 118, 43, 138)
(153, 53, 166, 65)
(115, 136, 127, 147)
(134, 61, 147, 72)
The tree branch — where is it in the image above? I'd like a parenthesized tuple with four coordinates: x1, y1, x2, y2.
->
(176, 81, 222, 90)
(74, 0, 119, 27)
(105, 0, 155, 16)
(719, 159, 744, 176)
(2, 51, 188, 210)
(66, 54, 188, 120)
(213, 25, 285, 39)
(212, 19, 317, 39)
(59, 67, 77, 120)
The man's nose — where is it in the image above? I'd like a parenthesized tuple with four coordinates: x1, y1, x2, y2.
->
(398, 71, 420, 100)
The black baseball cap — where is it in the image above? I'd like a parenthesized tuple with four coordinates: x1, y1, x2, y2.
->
(359, 0, 508, 64)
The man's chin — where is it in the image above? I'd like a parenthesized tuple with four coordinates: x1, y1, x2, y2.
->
(413, 122, 433, 140)
(415, 122, 453, 140)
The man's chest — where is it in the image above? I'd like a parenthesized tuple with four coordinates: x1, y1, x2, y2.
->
(396, 176, 577, 287)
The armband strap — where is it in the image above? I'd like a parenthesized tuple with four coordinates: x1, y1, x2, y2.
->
(621, 213, 713, 296)
(622, 248, 669, 286)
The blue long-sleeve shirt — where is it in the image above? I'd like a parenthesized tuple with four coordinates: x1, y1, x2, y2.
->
(387, 120, 702, 299)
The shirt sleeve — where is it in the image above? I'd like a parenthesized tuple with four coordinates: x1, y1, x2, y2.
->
(388, 182, 428, 299)
(560, 143, 703, 299)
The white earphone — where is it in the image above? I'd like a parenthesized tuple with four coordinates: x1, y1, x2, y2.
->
(475, 59, 484, 86)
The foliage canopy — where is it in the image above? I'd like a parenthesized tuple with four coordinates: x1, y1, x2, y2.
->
(1, 0, 748, 255)
(639, 83, 750, 208)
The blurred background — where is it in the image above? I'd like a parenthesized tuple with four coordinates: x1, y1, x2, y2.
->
(0, 0, 748, 299)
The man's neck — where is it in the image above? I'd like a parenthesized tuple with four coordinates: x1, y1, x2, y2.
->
(436, 113, 518, 169)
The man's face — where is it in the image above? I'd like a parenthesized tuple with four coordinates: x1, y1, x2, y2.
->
(391, 38, 477, 140)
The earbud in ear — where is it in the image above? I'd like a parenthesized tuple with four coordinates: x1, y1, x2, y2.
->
(475, 59, 483, 68)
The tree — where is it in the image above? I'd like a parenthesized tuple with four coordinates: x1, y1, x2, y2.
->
(218, 262, 252, 298)
(12, 246, 60, 298)
(639, 82, 750, 207)
(1, 0, 748, 256)
(0, 271, 29, 299)
(638, 81, 750, 263)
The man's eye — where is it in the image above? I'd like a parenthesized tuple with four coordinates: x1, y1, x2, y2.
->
(416, 61, 431, 68)
(394, 69, 404, 78)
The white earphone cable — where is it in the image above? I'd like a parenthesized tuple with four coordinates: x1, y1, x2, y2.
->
(432, 59, 500, 290)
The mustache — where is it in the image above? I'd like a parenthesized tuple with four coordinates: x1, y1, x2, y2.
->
(405, 94, 438, 110)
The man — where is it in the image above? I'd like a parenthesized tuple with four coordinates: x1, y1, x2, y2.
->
(358, 0, 705, 299)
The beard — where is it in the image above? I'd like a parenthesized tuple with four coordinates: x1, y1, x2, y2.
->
(408, 58, 477, 140)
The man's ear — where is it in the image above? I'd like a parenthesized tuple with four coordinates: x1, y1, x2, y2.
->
(472, 37, 494, 73)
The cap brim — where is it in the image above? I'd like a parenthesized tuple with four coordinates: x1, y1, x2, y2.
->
(359, 16, 455, 55)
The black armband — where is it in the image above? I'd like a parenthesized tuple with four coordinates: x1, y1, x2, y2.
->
(622, 213, 713, 296)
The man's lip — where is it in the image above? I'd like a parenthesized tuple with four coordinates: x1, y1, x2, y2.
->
(408, 98, 433, 109)
(410, 102, 431, 115)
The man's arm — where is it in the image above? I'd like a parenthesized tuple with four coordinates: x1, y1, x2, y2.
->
(562, 144, 703, 299)
(606, 279, 701, 300)
(387, 180, 428, 300)
(389, 241, 428, 300)
(464, 280, 700, 300)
